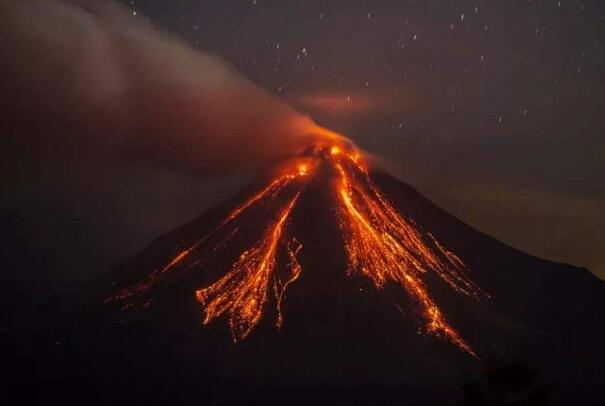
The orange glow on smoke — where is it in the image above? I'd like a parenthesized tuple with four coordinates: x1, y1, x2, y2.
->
(107, 127, 486, 356)
(295, 93, 381, 114)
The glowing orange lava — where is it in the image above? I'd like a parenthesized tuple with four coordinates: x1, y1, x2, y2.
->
(105, 159, 312, 308)
(107, 128, 486, 356)
(196, 193, 301, 341)
(329, 150, 484, 356)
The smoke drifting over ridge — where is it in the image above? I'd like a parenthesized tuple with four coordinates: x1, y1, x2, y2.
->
(0, 0, 325, 175)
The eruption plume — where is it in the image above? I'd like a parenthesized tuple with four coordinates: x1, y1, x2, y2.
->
(0, 0, 339, 175)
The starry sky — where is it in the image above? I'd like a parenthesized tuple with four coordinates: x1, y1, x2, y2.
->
(119, 0, 604, 277)
(1, 0, 604, 289)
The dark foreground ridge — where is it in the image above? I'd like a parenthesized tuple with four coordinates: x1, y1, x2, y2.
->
(4, 161, 605, 405)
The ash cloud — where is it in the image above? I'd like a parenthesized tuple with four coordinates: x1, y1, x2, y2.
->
(0, 0, 319, 175)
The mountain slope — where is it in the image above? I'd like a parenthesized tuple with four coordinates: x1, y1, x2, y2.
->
(18, 155, 605, 405)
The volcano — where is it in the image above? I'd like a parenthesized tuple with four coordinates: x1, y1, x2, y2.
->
(107, 145, 487, 355)
(28, 144, 605, 405)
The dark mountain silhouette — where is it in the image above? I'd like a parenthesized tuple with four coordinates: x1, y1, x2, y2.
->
(6, 160, 605, 405)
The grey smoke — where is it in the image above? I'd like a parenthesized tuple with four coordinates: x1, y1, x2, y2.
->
(0, 0, 332, 286)
(0, 0, 321, 175)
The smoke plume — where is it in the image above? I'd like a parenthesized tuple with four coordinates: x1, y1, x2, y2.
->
(0, 0, 324, 175)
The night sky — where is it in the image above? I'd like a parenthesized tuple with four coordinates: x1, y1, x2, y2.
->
(121, 0, 605, 278)
(2, 0, 604, 289)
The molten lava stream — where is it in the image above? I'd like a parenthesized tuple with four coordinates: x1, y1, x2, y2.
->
(104, 132, 484, 356)
(195, 192, 303, 341)
(106, 160, 311, 307)
(331, 152, 478, 357)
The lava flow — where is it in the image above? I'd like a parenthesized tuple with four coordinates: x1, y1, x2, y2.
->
(107, 128, 486, 356)
(196, 193, 302, 341)
(330, 147, 484, 356)
(104, 158, 313, 308)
